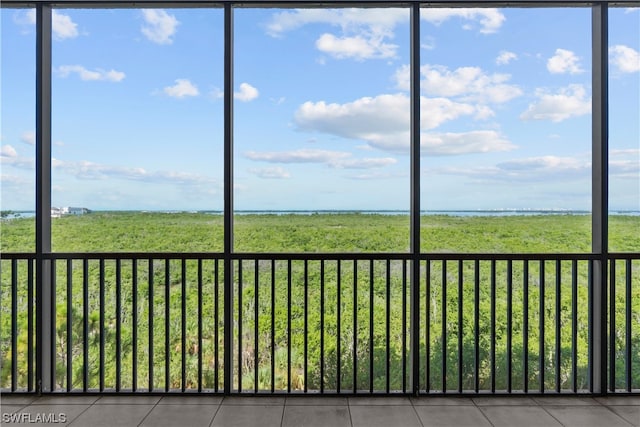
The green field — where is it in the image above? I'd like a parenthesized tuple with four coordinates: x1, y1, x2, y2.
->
(1, 212, 639, 392)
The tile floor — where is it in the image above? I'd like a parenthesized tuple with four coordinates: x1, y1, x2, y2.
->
(0, 394, 638, 427)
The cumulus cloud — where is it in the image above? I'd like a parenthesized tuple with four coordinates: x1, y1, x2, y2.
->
(266, 8, 407, 60)
(141, 9, 179, 44)
(316, 33, 397, 60)
(610, 45, 640, 73)
(496, 50, 517, 65)
(20, 131, 35, 145)
(20, 10, 79, 40)
(0, 146, 35, 169)
(56, 65, 126, 82)
(418, 64, 522, 103)
(163, 79, 199, 98)
(520, 84, 591, 122)
(547, 49, 584, 74)
(248, 167, 291, 179)
(234, 83, 259, 102)
(422, 8, 506, 34)
(1, 145, 18, 158)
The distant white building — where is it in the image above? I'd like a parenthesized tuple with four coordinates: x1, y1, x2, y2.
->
(51, 207, 90, 218)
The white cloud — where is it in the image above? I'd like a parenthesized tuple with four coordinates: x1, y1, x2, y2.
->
(422, 8, 506, 34)
(244, 148, 397, 171)
(266, 9, 407, 61)
(547, 49, 584, 74)
(56, 65, 126, 82)
(316, 33, 397, 60)
(292, 92, 515, 156)
(266, 8, 408, 37)
(520, 84, 591, 122)
(23, 10, 80, 40)
(610, 149, 640, 179)
(141, 9, 179, 45)
(419, 64, 522, 103)
(436, 155, 591, 182)
(496, 50, 517, 65)
(1, 145, 18, 158)
(422, 131, 515, 156)
(244, 149, 351, 164)
(248, 167, 291, 179)
(234, 83, 259, 102)
(610, 45, 640, 73)
(163, 79, 199, 98)
(21, 131, 35, 145)
(52, 158, 216, 186)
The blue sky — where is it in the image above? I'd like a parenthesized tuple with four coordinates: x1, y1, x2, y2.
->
(1, 6, 638, 211)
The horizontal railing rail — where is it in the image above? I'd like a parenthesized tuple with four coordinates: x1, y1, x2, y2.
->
(1, 252, 638, 394)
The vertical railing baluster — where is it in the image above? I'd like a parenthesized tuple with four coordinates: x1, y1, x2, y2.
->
(83, 259, 89, 392)
(474, 259, 480, 393)
(238, 260, 243, 392)
(28, 259, 34, 392)
(353, 259, 358, 393)
(442, 260, 447, 393)
(588, 260, 593, 392)
(385, 259, 390, 393)
(132, 259, 138, 392)
(425, 260, 431, 393)
(197, 259, 203, 393)
(320, 260, 325, 394)
(149, 258, 154, 392)
(270, 260, 275, 393)
(507, 259, 512, 393)
(458, 260, 463, 393)
(181, 259, 187, 392)
(491, 259, 496, 393)
(99, 259, 105, 392)
(116, 259, 121, 392)
(402, 259, 407, 393)
(609, 260, 616, 392)
(572, 259, 578, 393)
(369, 259, 374, 394)
(214, 259, 220, 392)
(555, 260, 561, 392)
(337, 260, 341, 393)
(304, 260, 309, 393)
(625, 259, 631, 392)
(524, 260, 529, 393)
(254, 259, 259, 393)
(539, 260, 545, 393)
(287, 259, 292, 393)
(66, 259, 73, 391)
(11, 259, 18, 392)
(165, 259, 170, 392)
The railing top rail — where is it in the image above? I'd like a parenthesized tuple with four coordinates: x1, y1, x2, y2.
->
(3, 251, 635, 260)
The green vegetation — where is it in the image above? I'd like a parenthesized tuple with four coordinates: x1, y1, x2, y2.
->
(1, 212, 638, 392)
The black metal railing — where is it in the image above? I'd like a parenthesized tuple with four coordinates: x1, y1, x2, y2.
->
(1, 252, 638, 394)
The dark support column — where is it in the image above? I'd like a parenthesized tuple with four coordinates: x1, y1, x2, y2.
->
(223, 2, 234, 395)
(35, 4, 53, 394)
(410, 2, 422, 396)
(591, 3, 608, 395)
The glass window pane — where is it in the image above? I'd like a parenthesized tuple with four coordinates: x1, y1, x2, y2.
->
(419, 7, 592, 253)
(50, 8, 224, 252)
(609, 7, 640, 252)
(233, 7, 411, 253)
(1, 8, 36, 252)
